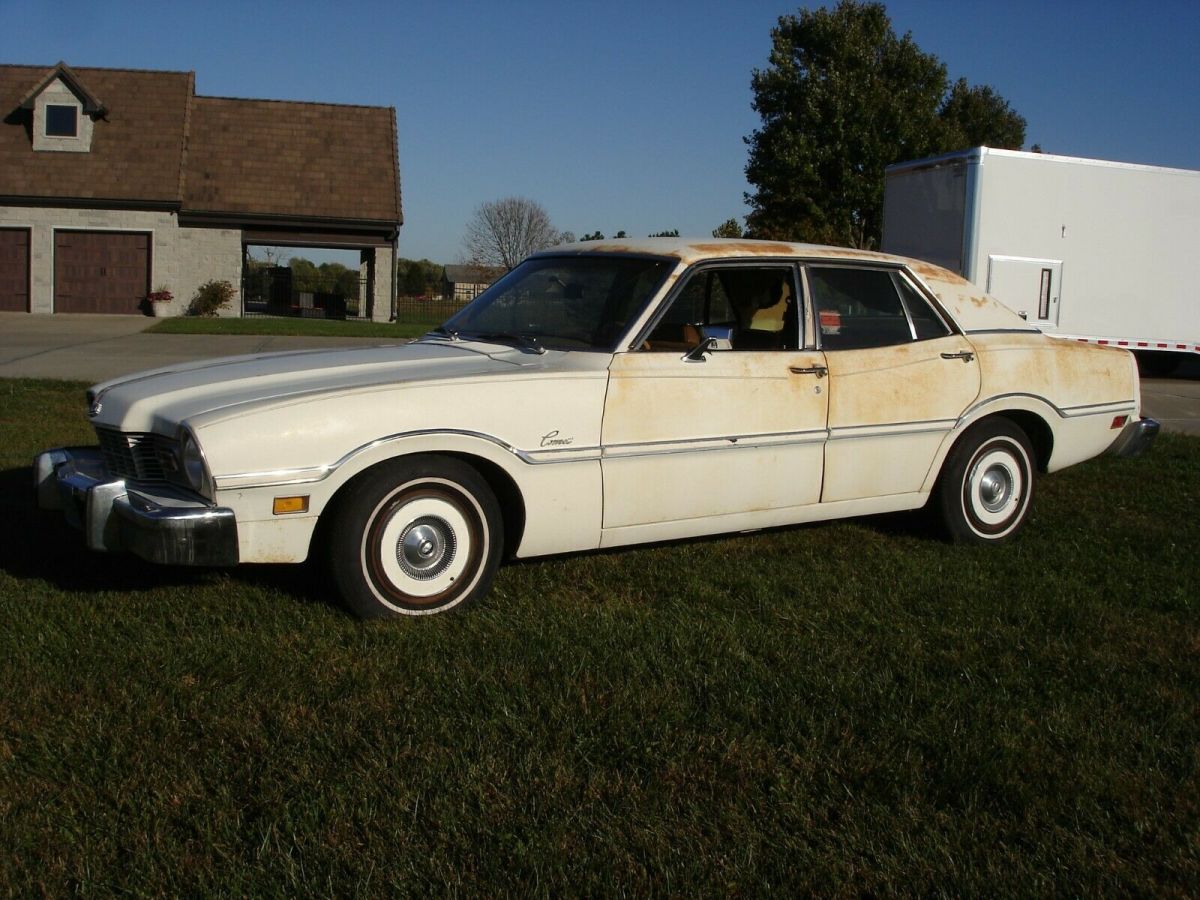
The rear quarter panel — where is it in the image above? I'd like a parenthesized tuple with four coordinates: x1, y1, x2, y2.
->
(966, 332, 1140, 472)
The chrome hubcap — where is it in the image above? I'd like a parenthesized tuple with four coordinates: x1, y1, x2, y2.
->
(397, 516, 456, 580)
(978, 464, 1012, 513)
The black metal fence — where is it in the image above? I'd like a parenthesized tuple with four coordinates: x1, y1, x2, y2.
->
(242, 265, 485, 327)
(242, 266, 364, 319)
(393, 294, 466, 326)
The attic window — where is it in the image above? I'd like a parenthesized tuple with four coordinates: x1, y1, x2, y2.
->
(45, 104, 79, 137)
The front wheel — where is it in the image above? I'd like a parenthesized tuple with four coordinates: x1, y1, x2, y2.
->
(326, 456, 503, 618)
(935, 419, 1035, 544)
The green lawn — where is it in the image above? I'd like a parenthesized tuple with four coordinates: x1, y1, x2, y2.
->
(147, 316, 433, 339)
(1, 378, 1196, 894)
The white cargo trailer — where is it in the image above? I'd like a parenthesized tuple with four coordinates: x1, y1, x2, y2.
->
(882, 147, 1199, 374)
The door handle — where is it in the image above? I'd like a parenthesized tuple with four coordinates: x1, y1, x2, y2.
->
(789, 364, 828, 378)
(940, 350, 975, 363)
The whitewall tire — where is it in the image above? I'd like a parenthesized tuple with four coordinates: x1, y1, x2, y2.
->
(327, 456, 503, 618)
(936, 419, 1036, 544)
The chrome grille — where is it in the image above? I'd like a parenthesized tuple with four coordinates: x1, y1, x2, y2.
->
(95, 428, 177, 484)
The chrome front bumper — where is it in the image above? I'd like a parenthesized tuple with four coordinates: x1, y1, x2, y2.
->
(1106, 417, 1161, 458)
(33, 447, 239, 566)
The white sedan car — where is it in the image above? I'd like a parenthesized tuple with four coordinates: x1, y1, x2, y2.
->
(36, 239, 1158, 617)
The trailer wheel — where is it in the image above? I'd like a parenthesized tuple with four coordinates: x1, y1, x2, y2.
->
(936, 419, 1035, 544)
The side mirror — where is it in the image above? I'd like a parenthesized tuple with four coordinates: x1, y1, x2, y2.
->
(683, 325, 733, 361)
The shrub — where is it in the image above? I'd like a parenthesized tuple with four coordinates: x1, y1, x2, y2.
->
(186, 279, 236, 317)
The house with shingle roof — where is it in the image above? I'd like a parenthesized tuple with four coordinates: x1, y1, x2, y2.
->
(442, 264, 505, 303)
(0, 62, 401, 318)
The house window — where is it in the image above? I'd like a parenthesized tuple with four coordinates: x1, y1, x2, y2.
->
(45, 104, 79, 137)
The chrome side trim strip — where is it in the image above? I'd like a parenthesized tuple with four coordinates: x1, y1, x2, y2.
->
(958, 392, 1135, 422)
(964, 327, 1040, 335)
(601, 428, 825, 453)
(1059, 400, 1139, 418)
(218, 412, 1032, 491)
(826, 418, 957, 441)
(216, 426, 832, 490)
(215, 429, 557, 490)
(602, 430, 829, 461)
(216, 396, 1133, 492)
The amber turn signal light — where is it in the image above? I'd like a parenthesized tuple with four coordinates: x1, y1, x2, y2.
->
(272, 496, 310, 515)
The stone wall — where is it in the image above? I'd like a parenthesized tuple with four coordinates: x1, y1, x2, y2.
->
(0, 203, 394, 319)
(173, 224, 242, 317)
(0, 206, 241, 315)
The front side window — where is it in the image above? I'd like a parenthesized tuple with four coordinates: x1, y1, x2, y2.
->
(45, 104, 79, 137)
(643, 266, 799, 351)
(808, 266, 950, 350)
(441, 255, 672, 351)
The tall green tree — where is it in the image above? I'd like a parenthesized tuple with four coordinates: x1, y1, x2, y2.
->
(288, 257, 320, 289)
(401, 263, 425, 296)
(744, 1, 1025, 248)
(939, 78, 1026, 150)
(398, 257, 444, 296)
(712, 218, 745, 239)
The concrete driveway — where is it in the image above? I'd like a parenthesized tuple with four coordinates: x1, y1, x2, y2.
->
(0, 313, 406, 382)
(1140, 356, 1200, 436)
(1, 312, 1197, 434)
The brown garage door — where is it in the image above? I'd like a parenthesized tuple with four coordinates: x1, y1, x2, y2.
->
(0, 228, 30, 312)
(55, 231, 150, 314)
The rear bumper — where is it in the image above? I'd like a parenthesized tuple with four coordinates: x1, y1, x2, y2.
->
(1106, 417, 1161, 458)
(33, 447, 239, 567)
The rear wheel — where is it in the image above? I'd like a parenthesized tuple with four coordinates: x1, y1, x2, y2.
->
(327, 456, 503, 618)
(936, 419, 1035, 544)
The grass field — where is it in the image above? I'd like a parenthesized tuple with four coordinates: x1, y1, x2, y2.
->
(147, 316, 433, 339)
(1, 378, 1196, 894)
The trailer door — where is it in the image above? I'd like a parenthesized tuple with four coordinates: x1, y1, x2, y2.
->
(987, 256, 1063, 327)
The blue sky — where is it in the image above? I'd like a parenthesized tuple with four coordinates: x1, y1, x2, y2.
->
(4, 0, 1197, 264)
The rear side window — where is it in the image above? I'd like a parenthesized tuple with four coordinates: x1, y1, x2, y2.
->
(808, 266, 949, 350)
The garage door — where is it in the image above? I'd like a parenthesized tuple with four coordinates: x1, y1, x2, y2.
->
(55, 231, 150, 314)
(0, 228, 30, 312)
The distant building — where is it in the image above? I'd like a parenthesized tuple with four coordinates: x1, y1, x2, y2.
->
(442, 264, 505, 303)
(0, 61, 401, 318)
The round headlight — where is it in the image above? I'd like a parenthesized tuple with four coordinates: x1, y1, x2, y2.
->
(181, 432, 208, 494)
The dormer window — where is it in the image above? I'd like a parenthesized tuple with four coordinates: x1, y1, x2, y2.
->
(45, 104, 79, 138)
(19, 63, 105, 154)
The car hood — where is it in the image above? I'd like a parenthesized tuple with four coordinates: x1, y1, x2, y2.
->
(87, 340, 553, 434)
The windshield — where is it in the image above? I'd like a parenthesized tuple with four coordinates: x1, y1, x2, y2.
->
(438, 255, 673, 351)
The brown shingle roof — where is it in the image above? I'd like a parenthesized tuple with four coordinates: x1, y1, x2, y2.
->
(184, 96, 400, 223)
(18, 61, 106, 115)
(0, 63, 401, 228)
(0, 64, 191, 204)
(444, 264, 505, 284)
